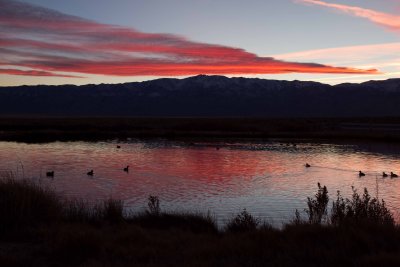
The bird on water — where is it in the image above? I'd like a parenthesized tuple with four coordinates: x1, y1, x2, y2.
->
(359, 171, 365, 177)
(87, 170, 94, 176)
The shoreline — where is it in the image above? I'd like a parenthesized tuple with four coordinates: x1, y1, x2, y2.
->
(1, 117, 400, 143)
(0, 178, 399, 266)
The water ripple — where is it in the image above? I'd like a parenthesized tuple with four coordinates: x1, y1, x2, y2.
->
(1, 140, 400, 226)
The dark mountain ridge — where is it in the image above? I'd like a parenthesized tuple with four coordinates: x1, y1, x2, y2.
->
(1, 75, 400, 117)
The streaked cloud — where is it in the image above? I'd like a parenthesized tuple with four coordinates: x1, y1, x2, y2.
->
(297, 0, 400, 31)
(274, 42, 400, 84)
(0, 68, 82, 78)
(275, 42, 400, 65)
(0, 0, 378, 79)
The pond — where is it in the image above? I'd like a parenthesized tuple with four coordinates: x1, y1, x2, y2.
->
(1, 139, 399, 226)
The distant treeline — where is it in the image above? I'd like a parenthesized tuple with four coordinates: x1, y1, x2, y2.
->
(1, 117, 400, 142)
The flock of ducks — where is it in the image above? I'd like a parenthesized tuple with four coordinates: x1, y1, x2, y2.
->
(358, 171, 398, 178)
(305, 163, 398, 178)
(382, 172, 398, 178)
(45, 145, 129, 177)
(44, 146, 399, 179)
(46, 165, 129, 177)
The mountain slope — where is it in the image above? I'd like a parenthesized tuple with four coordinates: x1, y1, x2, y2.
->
(1, 75, 400, 117)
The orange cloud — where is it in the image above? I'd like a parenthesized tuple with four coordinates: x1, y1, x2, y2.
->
(297, 0, 400, 31)
(274, 42, 400, 84)
(275, 42, 400, 63)
(0, 0, 378, 78)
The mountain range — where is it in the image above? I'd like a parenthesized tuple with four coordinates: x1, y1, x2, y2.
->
(1, 75, 400, 117)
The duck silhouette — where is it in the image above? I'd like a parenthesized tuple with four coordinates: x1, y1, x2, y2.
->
(390, 172, 398, 178)
(123, 165, 129, 172)
(87, 170, 94, 176)
(305, 163, 311, 168)
(382, 172, 388, 177)
(359, 171, 365, 177)
(46, 171, 54, 177)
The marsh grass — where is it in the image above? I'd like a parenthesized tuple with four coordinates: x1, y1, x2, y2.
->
(128, 211, 218, 233)
(1, 178, 400, 267)
(0, 178, 62, 232)
(63, 198, 124, 224)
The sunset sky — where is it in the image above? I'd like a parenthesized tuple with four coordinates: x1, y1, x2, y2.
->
(1, 0, 399, 86)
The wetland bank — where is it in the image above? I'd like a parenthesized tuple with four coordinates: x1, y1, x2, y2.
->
(2, 117, 400, 266)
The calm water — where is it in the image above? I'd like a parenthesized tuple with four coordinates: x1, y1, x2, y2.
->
(1, 139, 400, 226)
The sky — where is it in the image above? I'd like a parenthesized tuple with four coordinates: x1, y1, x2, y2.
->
(0, 0, 399, 86)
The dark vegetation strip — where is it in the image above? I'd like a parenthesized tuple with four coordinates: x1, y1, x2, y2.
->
(1, 117, 400, 142)
(0, 178, 400, 266)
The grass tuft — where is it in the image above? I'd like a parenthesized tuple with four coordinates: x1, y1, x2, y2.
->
(0, 178, 62, 232)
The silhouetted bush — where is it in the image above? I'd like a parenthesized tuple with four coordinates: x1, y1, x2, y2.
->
(305, 183, 329, 224)
(331, 187, 394, 227)
(147, 195, 160, 215)
(225, 209, 260, 233)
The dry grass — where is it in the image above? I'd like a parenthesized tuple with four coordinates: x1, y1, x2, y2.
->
(1, 178, 400, 267)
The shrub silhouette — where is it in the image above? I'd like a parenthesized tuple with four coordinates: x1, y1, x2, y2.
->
(147, 195, 160, 215)
(331, 187, 394, 226)
(225, 209, 260, 232)
(305, 183, 329, 224)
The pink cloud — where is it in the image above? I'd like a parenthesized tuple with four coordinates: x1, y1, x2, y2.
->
(297, 0, 400, 31)
(0, 0, 378, 79)
(274, 42, 400, 84)
(0, 68, 82, 78)
(275, 42, 400, 63)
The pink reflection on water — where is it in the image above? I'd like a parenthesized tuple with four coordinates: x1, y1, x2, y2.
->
(0, 140, 400, 225)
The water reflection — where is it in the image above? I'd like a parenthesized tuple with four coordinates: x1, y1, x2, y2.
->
(0, 139, 400, 226)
